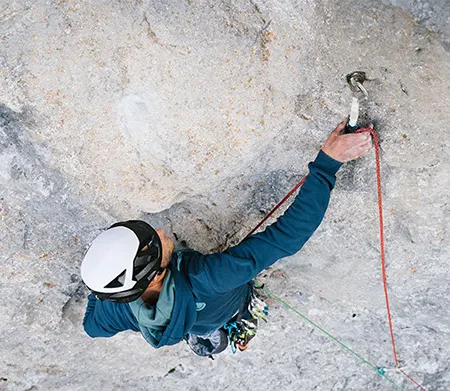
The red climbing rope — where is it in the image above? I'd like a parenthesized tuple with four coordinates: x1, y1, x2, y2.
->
(244, 176, 307, 240)
(245, 127, 427, 390)
(357, 127, 428, 391)
(356, 128, 399, 365)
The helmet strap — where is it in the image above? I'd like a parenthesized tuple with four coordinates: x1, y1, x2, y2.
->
(157, 267, 165, 275)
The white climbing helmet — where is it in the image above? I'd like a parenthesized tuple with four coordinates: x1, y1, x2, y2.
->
(81, 220, 162, 303)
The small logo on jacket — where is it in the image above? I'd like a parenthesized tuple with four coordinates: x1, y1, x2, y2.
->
(195, 302, 206, 311)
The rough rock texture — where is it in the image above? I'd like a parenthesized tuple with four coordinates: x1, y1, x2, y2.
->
(0, 1, 449, 390)
(384, 0, 450, 49)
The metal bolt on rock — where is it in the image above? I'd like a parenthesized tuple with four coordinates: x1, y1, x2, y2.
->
(345, 71, 369, 133)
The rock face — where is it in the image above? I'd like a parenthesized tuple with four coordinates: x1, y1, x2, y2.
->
(383, 0, 450, 48)
(0, 1, 449, 390)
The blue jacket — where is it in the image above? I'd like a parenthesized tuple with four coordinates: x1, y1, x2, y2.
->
(83, 150, 342, 347)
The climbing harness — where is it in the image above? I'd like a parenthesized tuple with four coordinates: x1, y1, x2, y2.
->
(223, 283, 269, 353)
(240, 75, 428, 390)
(187, 282, 269, 357)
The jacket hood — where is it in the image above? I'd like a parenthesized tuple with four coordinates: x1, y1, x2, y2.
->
(130, 262, 197, 348)
(128, 268, 175, 346)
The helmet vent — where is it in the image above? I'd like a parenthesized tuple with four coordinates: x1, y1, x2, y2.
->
(105, 269, 127, 288)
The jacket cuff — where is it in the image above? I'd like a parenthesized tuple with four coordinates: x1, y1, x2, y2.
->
(313, 150, 343, 176)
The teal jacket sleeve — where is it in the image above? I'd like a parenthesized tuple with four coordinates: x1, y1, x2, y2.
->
(83, 294, 117, 337)
(198, 150, 342, 294)
(83, 293, 140, 338)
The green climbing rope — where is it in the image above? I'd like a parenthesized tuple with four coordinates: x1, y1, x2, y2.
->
(260, 286, 406, 391)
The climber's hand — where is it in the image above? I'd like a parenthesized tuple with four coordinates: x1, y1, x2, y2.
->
(321, 118, 372, 163)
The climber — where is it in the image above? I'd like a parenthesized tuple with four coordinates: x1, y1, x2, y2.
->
(80, 117, 372, 356)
